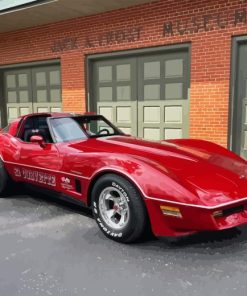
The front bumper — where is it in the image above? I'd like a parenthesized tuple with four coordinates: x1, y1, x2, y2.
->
(145, 197, 247, 237)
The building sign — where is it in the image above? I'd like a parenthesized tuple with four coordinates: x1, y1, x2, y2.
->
(51, 37, 78, 53)
(163, 8, 247, 37)
(50, 8, 247, 53)
(85, 27, 142, 48)
(51, 27, 142, 52)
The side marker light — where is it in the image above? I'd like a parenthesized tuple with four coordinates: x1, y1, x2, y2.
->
(160, 205, 182, 218)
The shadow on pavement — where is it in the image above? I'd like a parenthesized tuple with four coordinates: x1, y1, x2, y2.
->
(4, 184, 247, 251)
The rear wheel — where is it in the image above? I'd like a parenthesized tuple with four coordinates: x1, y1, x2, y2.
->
(0, 159, 10, 196)
(91, 174, 148, 243)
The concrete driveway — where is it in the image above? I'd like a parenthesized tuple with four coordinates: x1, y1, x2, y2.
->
(1, 190, 247, 296)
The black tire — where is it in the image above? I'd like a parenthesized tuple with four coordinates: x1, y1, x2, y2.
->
(0, 159, 10, 196)
(91, 174, 148, 243)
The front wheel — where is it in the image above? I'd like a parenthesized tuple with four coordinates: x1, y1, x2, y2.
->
(0, 159, 10, 196)
(91, 174, 148, 243)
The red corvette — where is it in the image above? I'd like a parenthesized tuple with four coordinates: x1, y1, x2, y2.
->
(1, 112, 247, 243)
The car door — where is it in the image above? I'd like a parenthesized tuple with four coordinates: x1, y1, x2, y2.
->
(19, 141, 61, 170)
(16, 140, 62, 189)
(11, 114, 63, 190)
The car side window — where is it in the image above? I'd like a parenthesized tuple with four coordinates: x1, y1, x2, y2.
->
(50, 117, 87, 142)
(19, 116, 53, 143)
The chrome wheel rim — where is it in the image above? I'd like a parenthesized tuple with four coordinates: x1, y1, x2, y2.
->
(98, 186, 130, 230)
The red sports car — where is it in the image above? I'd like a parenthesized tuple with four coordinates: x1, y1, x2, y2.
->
(1, 112, 247, 243)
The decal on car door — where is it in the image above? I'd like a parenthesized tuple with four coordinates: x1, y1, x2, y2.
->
(60, 176, 74, 191)
(13, 167, 56, 187)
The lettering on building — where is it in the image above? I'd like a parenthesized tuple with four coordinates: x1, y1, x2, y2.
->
(163, 8, 247, 37)
(51, 37, 79, 53)
(96, 28, 141, 46)
(51, 27, 142, 52)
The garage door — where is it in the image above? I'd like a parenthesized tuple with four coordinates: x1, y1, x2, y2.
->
(92, 50, 190, 141)
(232, 43, 247, 158)
(4, 65, 62, 124)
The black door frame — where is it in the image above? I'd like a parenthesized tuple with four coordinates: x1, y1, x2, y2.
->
(229, 35, 247, 154)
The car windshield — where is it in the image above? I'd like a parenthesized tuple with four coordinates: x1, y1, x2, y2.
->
(49, 115, 123, 142)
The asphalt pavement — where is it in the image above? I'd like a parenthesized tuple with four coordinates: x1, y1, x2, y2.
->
(1, 188, 247, 296)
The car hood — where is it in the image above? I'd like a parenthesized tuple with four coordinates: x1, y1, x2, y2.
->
(72, 136, 247, 206)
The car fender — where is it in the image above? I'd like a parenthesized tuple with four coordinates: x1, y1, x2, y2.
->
(86, 163, 199, 238)
(87, 166, 147, 204)
(85, 154, 198, 207)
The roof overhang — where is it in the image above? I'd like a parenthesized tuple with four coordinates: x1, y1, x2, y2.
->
(0, 0, 154, 33)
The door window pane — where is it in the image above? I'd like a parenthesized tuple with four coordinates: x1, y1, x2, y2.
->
(144, 61, 160, 80)
(37, 89, 47, 102)
(37, 107, 49, 113)
(99, 66, 112, 82)
(7, 75, 16, 88)
(50, 89, 61, 102)
(36, 72, 46, 86)
(117, 86, 131, 101)
(165, 128, 182, 139)
(144, 84, 160, 100)
(245, 79, 247, 99)
(117, 64, 130, 81)
(99, 87, 112, 101)
(244, 131, 247, 149)
(20, 107, 30, 116)
(50, 70, 60, 85)
(8, 91, 17, 102)
(144, 128, 160, 140)
(165, 59, 183, 78)
(18, 74, 28, 87)
(245, 105, 247, 124)
(8, 108, 18, 119)
(51, 107, 62, 112)
(19, 90, 29, 102)
(165, 83, 183, 99)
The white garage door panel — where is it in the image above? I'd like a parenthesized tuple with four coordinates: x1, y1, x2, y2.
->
(92, 49, 190, 140)
(98, 101, 137, 136)
(4, 65, 62, 124)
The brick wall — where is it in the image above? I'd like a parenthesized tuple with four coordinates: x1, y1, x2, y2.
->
(1, 0, 247, 146)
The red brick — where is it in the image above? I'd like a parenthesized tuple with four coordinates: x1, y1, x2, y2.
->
(0, 0, 247, 147)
